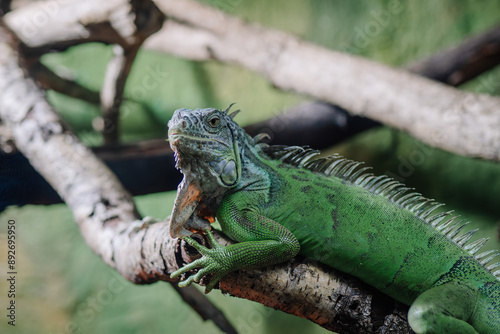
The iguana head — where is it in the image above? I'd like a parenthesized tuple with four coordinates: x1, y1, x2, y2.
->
(168, 105, 244, 186)
(167, 105, 248, 237)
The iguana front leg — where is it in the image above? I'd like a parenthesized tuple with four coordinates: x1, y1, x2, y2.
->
(171, 198, 300, 293)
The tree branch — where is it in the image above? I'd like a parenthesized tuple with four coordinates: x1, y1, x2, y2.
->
(4, 0, 139, 54)
(9, 4, 499, 123)
(99, 44, 140, 143)
(21, 20, 500, 150)
(28, 60, 101, 103)
(0, 22, 236, 334)
(149, 0, 500, 161)
(98, 0, 164, 143)
(172, 231, 414, 333)
(407, 24, 500, 86)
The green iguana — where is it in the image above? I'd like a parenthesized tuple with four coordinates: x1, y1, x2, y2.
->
(167, 106, 500, 334)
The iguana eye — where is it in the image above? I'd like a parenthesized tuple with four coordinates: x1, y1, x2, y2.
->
(208, 116, 220, 127)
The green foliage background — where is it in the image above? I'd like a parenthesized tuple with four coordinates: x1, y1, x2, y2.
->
(1, 1, 500, 333)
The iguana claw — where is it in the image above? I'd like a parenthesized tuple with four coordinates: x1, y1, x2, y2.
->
(171, 229, 228, 293)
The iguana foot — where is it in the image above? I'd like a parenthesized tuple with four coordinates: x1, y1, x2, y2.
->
(408, 282, 478, 334)
(170, 229, 231, 293)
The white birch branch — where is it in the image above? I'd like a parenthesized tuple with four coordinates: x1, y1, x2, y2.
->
(99, 44, 139, 143)
(97, 0, 163, 143)
(150, 0, 500, 161)
(5, 0, 139, 51)
(5, 0, 500, 160)
(0, 22, 237, 334)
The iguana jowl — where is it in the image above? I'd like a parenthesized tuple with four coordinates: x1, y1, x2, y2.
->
(167, 106, 500, 334)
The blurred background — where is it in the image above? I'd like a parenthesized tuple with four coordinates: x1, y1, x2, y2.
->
(1, 0, 500, 333)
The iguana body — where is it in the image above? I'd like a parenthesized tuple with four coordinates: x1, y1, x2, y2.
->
(167, 107, 500, 334)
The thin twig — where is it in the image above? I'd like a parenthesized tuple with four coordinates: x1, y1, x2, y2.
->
(29, 61, 100, 104)
(100, 45, 139, 143)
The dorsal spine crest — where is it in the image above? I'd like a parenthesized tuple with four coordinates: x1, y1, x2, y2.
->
(260, 144, 500, 280)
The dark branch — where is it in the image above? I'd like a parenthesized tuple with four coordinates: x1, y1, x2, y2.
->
(0, 0, 11, 15)
(408, 24, 500, 86)
(171, 284, 238, 334)
(29, 61, 101, 104)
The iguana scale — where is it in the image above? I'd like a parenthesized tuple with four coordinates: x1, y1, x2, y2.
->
(167, 106, 500, 334)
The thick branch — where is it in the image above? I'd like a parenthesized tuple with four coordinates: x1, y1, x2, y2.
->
(4, 0, 164, 54)
(7, 1, 500, 110)
(146, 18, 500, 89)
(27, 21, 500, 149)
(0, 22, 141, 279)
(174, 231, 413, 334)
(13, 7, 500, 155)
(220, 261, 412, 333)
(0, 23, 235, 334)
(150, 0, 500, 161)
